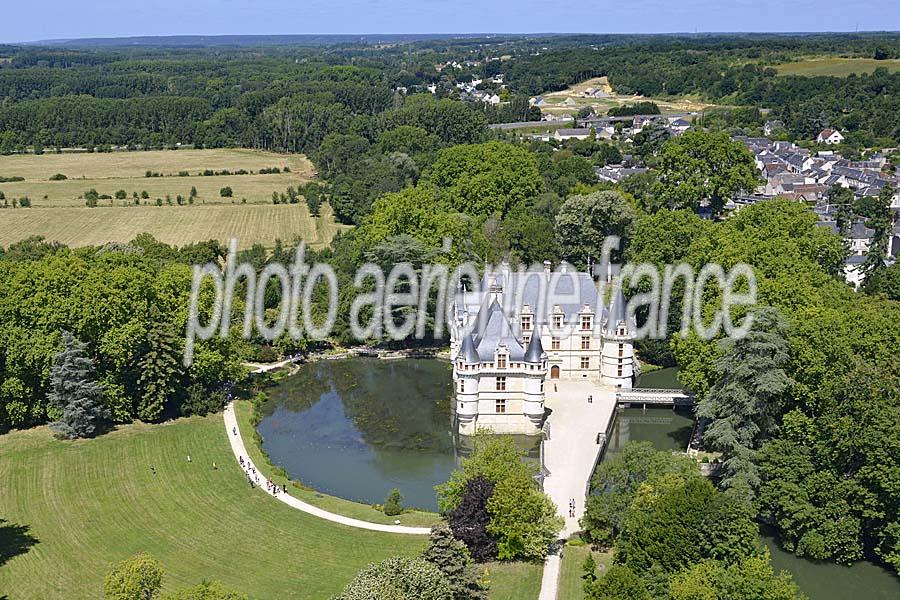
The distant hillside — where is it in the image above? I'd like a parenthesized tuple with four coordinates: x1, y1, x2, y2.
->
(22, 33, 516, 48)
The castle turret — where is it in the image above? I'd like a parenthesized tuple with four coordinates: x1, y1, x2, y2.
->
(454, 334, 480, 431)
(522, 331, 547, 424)
(601, 286, 634, 388)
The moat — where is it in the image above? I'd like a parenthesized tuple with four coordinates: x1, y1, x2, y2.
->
(258, 358, 898, 598)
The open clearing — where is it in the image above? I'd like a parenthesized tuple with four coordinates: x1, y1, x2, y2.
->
(537, 75, 713, 117)
(0, 203, 347, 250)
(775, 57, 900, 77)
(558, 543, 614, 600)
(0, 404, 543, 599)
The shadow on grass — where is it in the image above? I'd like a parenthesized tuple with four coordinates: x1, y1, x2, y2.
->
(0, 519, 39, 567)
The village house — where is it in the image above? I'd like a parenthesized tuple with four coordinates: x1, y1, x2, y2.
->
(817, 128, 845, 145)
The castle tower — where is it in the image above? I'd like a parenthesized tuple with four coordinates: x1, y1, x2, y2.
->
(454, 333, 480, 434)
(601, 286, 634, 388)
(522, 331, 547, 426)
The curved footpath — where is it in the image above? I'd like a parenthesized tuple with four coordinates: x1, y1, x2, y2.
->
(223, 402, 431, 535)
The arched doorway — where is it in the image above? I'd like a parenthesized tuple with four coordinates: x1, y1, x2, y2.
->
(550, 365, 560, 379)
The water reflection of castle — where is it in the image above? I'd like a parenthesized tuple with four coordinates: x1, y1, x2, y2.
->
(449, 262, 636, 435)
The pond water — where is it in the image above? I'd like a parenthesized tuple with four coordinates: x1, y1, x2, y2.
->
(635, 366, 683, 389)
(256, 358, 538, 512)
(604, 407, 900, 600)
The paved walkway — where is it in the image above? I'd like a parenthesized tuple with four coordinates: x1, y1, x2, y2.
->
(537, 552, 562, 600)
(542, 379, 618, 537)
(223, 402, 430, 535)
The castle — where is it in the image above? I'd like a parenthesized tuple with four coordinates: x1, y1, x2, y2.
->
(449, 262, 635, 435)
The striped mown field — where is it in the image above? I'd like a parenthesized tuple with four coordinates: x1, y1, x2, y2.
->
(0, 411, 424, 599)
(0, 203, 347, 250)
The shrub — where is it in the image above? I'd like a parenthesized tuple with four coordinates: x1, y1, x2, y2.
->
(383, 488, 403, 516)
(49, 173, 67, 181)
(220, 186, 233, 198)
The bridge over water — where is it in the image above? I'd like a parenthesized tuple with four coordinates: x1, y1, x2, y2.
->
(616, 387, 695, 408)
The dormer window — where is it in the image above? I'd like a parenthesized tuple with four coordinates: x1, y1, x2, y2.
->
(618, 326, 625, 336)
(581, 315, 592, 330)
(553, 314, 563, 329)
(521, 315, 532, 331)
(497, 354, 507, 369)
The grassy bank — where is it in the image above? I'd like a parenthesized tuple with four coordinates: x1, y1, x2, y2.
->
(0, 413, 425, 599)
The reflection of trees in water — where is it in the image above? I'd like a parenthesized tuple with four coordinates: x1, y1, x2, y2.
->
(270, 359, 456, 452)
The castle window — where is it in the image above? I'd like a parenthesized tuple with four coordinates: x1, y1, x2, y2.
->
(495, 399, 507, 414)
(581, 315, 592, 330)
(458, 380, 464, 393)
(540, 379, 544, 393)
(553, 314, 563, 329)
(618, 326, 625, 336)
(617, 365, 623, 377)
(618, 343, 624, 357)
(497, 354, 507, 369)
(581, 336, 590, 350)
(523, 335, 530, 346)
(551, 337, 560, 350)
(521, 315, 532, 331)
(580, 356, 590, 369)
(496, 377, 506, 391)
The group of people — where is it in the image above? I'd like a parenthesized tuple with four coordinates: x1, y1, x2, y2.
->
(568, 498, 577, 518)
(238, 454, 286, 496)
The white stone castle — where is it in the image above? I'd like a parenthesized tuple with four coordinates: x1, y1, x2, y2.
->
(449, 262, 635, 435)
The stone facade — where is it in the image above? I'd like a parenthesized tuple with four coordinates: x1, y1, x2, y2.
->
(449, 263, 635, 435)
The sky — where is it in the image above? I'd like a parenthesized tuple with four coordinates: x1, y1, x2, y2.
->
(2, 0, 899, 44)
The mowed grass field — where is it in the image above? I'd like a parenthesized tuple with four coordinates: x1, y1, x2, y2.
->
(0, 412, 425, 600)
(0, 203, 346, 250)
(0, 405, 544, 599)
(0, 149, 349, 250)
(775, 57, 900, 77)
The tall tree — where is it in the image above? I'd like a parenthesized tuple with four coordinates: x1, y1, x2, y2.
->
(448, 476, 498, 562)
(555, 190, 635, 266)
(136, 307, 183, 421)
(48, 331, 109, 439)
(421, 522, 488, 600)
(655, 130, 759, 214)
(861, 184, 894, 283)
(696, 307, 794, 502)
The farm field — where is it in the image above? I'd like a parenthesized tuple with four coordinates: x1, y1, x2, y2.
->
(0, 203, 347, 250)
(775, 57, 900, 77)
(0, 412, 425, 599)
(537, 76, 713, 118)
(0, 149, 347, 250)
(0, 148, 315, 207)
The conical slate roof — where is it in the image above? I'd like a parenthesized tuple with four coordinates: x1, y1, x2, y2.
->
(606, 286, 626, 331)
(524, 331, 544, 364)
(459, 332, 480, 364)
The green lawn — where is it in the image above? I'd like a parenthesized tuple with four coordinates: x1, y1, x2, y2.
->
(483, 561, 544, 600)
(0, 414, 425, 599)
(559, 543, 614, 600)
(0, 407, 544, 599)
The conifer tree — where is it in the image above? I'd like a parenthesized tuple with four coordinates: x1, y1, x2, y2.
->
(696, 307, 794, 502)
(49, 331, 109, 439)
(422, 522, 488, 600)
